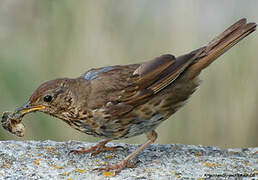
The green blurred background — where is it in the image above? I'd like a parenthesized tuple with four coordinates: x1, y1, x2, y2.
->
(0, 0, 257, 148)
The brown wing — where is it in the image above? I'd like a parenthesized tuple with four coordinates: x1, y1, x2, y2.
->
(119, 54, 176, 101)
(116, 18, 256, 107)
(87, 18, 256, 118)
(118, 49, 204, 106)
(86, 54, 187, 117)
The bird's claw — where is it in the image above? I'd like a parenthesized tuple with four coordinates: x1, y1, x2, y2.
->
(94, 160, 137, 175)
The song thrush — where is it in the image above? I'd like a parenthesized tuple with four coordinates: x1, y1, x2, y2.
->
(2, 18, 256, 174)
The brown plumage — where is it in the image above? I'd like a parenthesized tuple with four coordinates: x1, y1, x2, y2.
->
(1, 18, 256, 174)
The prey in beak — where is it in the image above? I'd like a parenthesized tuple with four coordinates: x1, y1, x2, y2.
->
(1, 101, 46, 137)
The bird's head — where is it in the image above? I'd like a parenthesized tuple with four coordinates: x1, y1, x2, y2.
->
(15, 78, 75, 117)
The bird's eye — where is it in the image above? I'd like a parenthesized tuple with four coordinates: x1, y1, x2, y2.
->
(43, 95, 53, 102)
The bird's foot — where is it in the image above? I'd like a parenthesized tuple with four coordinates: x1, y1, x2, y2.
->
(70, 140, 124, 156)
(94, 160, 137, 175)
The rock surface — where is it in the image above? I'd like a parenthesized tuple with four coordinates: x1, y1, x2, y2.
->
(0, 140, 257, 179)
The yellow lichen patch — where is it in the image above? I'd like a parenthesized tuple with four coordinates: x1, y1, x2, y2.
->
(26, 153, 33, 157)
(145, 168, 151, 173)
(103, 171, 115, 177)
(94, 159, 99, 162)
(96, 161, 109, 166)
(46, 147, 52, 151)
(19, 156, 24, 159)
(175, 174, 181, 178)
(51, 164, 63, 170)
(105, 155, 114, 159)
(67, 178, 73, 180)
(62, 172, 70, 176)
(247, 163, 252, 167)
(46, 147, 59, 154)
(172, 171, 181, 178)
(34, 158, 42, 166)
(200, 161, 220, 168)
(2, 164, 11, 168)
(75, 169, 87, 173)
(195, 152, 203, 157)
(52, 150, 59, 154)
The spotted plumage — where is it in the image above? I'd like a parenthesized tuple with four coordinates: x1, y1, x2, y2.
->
(2, 18, 256, 175)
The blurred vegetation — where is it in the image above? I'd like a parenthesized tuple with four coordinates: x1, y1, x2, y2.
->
(0, 0, 257, 148)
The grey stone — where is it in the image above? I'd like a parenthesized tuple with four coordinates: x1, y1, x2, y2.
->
(0, 141, 257, 179)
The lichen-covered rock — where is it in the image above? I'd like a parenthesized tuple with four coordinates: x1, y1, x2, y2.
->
(0, 140, 257, 179)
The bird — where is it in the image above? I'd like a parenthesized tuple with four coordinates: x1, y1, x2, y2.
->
(2, 18, 256, 174)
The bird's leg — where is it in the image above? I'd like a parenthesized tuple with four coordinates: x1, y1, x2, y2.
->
(95, 130, 158, 175)
(70, 139, 124, 156)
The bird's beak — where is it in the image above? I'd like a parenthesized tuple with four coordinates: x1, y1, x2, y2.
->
(15, 101, 46, 116)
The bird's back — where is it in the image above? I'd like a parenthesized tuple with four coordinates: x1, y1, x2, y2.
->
(70, 18, 256, 139)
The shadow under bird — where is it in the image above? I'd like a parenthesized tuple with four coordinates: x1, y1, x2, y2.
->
(2, 18, 256, 174)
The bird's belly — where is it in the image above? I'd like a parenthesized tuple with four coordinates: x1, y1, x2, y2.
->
(122, 113, 164, 138)
(66, 113, 165, 139)
(82, 113, 165, 139)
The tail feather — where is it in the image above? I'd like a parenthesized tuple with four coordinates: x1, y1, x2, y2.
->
(185, 18, 256, 79)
